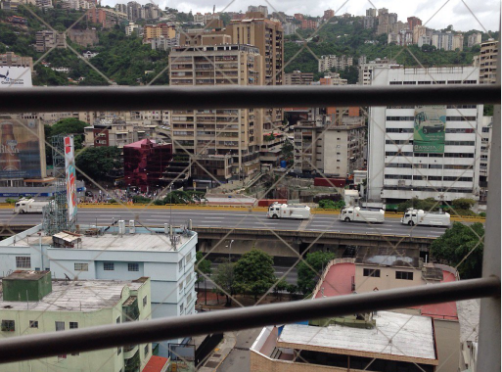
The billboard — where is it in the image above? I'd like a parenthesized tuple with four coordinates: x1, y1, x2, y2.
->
(64, 136, 78, 222)
(0, 66, 33, 88)
(413, 106, 446, 153)
(0, 117, 45, 179)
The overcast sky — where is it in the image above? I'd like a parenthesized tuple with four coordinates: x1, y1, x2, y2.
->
(103, 0, 500, 32)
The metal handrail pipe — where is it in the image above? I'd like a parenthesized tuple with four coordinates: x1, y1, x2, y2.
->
(0, 85, 499, 113)
(0, 276, 498, 364)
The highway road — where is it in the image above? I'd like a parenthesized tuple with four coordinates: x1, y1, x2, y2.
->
(0, 207, 448, 238)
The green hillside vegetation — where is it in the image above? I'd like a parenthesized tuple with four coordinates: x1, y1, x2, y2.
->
(0, 6, 169, 86)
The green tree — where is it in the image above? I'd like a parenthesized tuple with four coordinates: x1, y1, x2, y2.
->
(51, 118, 88, 150)
(297, 251, 335, 295)
(430, 222, 484, 279)
(451, 198, 476, 211)
(234, 250, 276, 301)
(213, 262, 236, 307)
(195, 252, 212, 288)
(281, 141, 294, 166)
(75, 146, 122, 182)
(397, 197, 439, 212)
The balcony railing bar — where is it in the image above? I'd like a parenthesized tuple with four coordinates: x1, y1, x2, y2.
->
(0, 277, 498, 364)
(0, 85, 499, 113)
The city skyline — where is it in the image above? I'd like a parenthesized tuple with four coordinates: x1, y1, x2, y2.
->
(101, 0, 500, 33)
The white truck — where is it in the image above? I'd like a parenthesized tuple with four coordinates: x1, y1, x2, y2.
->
(267, 202, 311, 220)
(339, 207, 385, 223)
(401, 208, 450, 227)
(13, 199, 49, 214)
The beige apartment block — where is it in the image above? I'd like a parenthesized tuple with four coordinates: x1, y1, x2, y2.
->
(227, 13, 283, 131)
(0, 52, 33, 71)
(35, 30, 66, 52)
(84, 117, 156, 148)
(479, 39, 498, 84)
(284, 70, 313, 85)
(169, 44, 264, 180)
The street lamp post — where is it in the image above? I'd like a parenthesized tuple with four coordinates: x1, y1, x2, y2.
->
(226, 240, 234, 263)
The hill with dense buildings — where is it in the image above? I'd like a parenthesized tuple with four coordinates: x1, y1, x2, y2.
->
(0, 6, 495, 86)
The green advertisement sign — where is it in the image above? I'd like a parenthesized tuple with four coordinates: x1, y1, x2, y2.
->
(413, 106, 446, 153)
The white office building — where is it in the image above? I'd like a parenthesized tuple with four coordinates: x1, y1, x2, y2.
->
(0, 223, 197, 357)
(367, 65, 482, 205)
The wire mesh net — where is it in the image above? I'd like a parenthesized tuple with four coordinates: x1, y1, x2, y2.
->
(0, 0, 498, 371)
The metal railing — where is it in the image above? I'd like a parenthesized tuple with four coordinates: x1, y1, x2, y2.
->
(0, 84, 500, 370)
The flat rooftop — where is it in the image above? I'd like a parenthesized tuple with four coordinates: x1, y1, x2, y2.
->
(0, 280, 143, 312)
(278, 311, 437, 364)
(3, 225, 193, 252)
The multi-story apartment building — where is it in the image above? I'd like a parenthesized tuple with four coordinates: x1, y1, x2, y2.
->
(35, 0, 52, 8)
(318, 54, 353, 72)
(432, 31, 464, 51)
(169, 44, 263, 180)
(293, 110, 365, 177)
(143, 23, 175, 41)
(150, 36, 178, 50)
(227, 12, 283, 132)
(0, 271, 160, 372)
(301, 18, 318, 30)
(396, 29, 413, 46)
(407, 16, 422, 30)
(376, 8, 398, 35)
(0, 52, 33, 71)
(479, 39, 498, 84)
(0, 223, 198, 357)
(282, 23, 297, 35)
(125, 21, 141, 36)
(468, 32, 482, 47)
(284, 70, 313, 85)
(367, 65, 482, 203)
(35, 30, 66, 52)
(83, 117, 157, 148)
(478, 116, 492, 200)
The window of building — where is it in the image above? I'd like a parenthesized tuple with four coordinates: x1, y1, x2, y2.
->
(143, 296, 147, 307)
(179, 282, 183, 293)
(185, 252, 192, 264)
(179, 260, 183, 271)
(363, 268, 380, 277)
(104, 262, 114, 271)
(128, 263, 139, 272)
(16, 256, 31, 268)
(396, 271, 414, 280)
(1, 320, 15, 332)
(117, 347, 122, 355)
(74, 263, 88, 272)
(55, 321, 65, 331)
(144, 344, 149, 356)
(29, 320, 38, 328)
(180, 303, 184, 314)
(69, 322, 78, 329)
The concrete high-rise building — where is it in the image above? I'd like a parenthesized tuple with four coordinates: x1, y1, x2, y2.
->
(169, 44, 264, 180)
(358, 57, 399, 85)
(413, 25, 427, 43)
(453, 33, 464, 51)
(407, 16, 422, 31)
(468, 32, 482, 47)
(478, 116, 492, 200)
(479, 39, 498, 84)
(367, 65, 482, 204)
(366, 8, 377, 17)
(0, 52, 33, 71)
(363, 16, 375, 29)
(432, 31, 463, 51)
(143, 23, 175, 41)
(226, 13, 283, 132)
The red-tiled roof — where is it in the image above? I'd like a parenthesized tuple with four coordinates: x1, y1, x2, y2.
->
(124, 139, 155, 148)
(314, 262, 355, 298)
(142, 356, 169, 372)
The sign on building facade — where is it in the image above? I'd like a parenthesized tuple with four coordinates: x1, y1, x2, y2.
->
(413, 106, 446, 153)
(0, 117, 45, 179)
(0, 66, 33, 88)
(64, 136, 78, 222)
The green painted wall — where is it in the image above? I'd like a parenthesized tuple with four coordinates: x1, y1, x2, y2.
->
(3, 272, 52, 302)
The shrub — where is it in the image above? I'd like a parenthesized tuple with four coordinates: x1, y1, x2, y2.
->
(318, 199, 345, 210)
(5, 198, 17, 204)
(132, 196, 152, 204)
(153, 199, 165, 206)
(479, 212, 486, 217)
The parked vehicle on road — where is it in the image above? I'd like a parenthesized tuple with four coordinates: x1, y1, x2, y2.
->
(267, 202, 311, 220)
(13, 198, 49, 214)
(339, 207, 385, 223)
(400, 208, 450, 227)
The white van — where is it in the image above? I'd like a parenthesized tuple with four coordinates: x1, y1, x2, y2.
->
(14, 199, 49, 214)
(340, 207, 385, 223)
